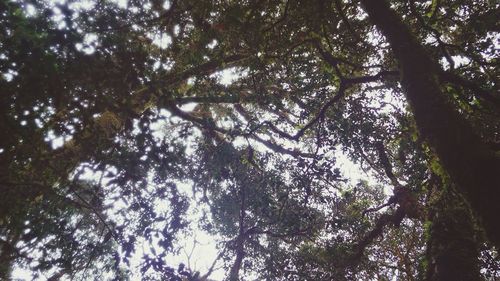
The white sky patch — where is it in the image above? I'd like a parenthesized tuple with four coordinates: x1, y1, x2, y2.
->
(75, 33, 98, 54)
(489, 31, 499, 49)
(69, 0, 95, 11)
(2, 69, 18, 82)
(163, 184, 225, 280)
(207, 39, 218, 49)
(112, 0, 128, 9)
(149, 33, 172, 49)
(440, 55, 471, 70)
(153, 60, 161, 71)
(180, 102, 198, 112)
(12, 268, 35, 281)
(44, 129, 72, 149)
(173, 24, 180, 36)
(51, 6, 67, 29)
(211, 67, 248, 86)
(80, 164, 224, 280)
(154, 35, 172, 49)
(162, 0, 171, 10)
(334, 149, 379, 187)
(25, 4, 37, 16)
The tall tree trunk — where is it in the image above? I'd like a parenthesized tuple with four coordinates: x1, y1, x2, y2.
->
(360, 0, 500, 249)
(228, 183, 247, 281)
(0, 243, 13, 280)
(0, 230, 21, 281)
(228, 237, 245, 281)
(424, 179, 481, 281)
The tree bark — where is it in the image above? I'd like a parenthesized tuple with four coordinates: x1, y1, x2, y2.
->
(424, 180, 481, 281)
(0, 231, 21, 281)
(228, 237, 245, 281)
(360, 0, 500, 249)
(0, 242, 13, 281)
(228, 181, 247, 281)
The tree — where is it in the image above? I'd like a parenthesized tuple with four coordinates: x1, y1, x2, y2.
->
(0, 0, 498, 280)
(361, 0, 500, 250)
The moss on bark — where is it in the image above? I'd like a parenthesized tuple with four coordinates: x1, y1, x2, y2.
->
(360, 0, 500, 249)
(424, 183, 481, 281)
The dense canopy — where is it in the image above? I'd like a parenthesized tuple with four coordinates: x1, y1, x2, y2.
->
(0, 0, 499, 280)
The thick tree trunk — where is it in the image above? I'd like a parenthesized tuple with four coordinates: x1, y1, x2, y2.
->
(360, 0, 500, 249)
(424, 182, 481, 281)
(0, 231, 20, 281)
(228, 239, 244, 281)
(0, 245, 13, 281)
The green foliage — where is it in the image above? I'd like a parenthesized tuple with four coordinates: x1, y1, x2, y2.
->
(0, 0, 498, 280)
